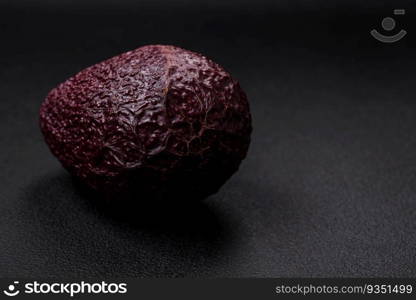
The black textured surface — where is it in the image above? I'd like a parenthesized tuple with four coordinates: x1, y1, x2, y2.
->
(1, 0, 416, 277)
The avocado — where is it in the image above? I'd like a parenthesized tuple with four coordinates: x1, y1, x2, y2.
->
(40, 45, 252, 200)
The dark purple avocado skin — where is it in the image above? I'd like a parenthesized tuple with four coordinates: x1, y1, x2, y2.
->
(40, 45, 252, 200)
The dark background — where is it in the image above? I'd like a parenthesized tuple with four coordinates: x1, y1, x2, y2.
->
(1, 0, 416, 277)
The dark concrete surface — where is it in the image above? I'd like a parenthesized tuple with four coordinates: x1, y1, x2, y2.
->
(1, 0, 415, 277)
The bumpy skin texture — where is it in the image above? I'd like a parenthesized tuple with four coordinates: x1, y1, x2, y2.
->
(40, 45, 252, 200)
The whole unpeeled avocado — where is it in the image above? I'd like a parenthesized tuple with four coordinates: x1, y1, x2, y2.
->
(40, 45, 252, 200)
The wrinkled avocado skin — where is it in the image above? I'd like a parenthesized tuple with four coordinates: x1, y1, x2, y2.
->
(40, 45, 252, 200)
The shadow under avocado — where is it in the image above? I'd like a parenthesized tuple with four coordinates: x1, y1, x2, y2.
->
(21, 169, 239, 277)
(72, 176, 230, 241)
